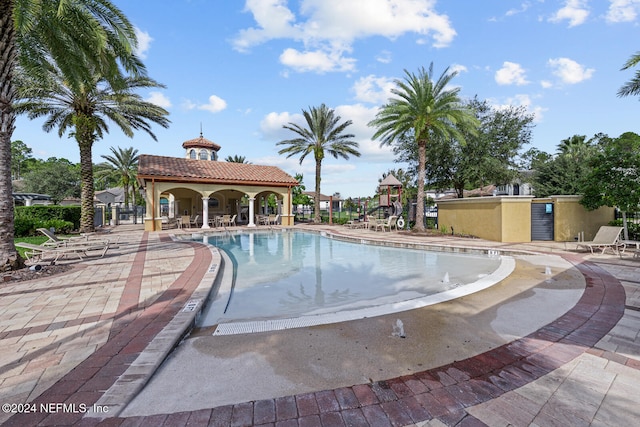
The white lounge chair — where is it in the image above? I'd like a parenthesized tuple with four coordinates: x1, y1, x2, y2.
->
(576, 226, 623, 254)
(16, 241, 110, 264)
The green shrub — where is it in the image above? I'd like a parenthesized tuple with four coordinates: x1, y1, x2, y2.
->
(14, 217, 37, 237)
(15, 206, 81, 231)
(13, 207, 78, 237)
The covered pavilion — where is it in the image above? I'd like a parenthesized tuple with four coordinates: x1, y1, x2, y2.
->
(137, 134, 298, 231)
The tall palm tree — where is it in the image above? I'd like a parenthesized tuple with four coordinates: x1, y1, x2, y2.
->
(619, 51, 640, 99)
(15, 67, 170, 232)
(368, 64, 478, 231)
(100, 146, 139, 207)
(277, 104, 360, 223)
(1, 0, 143, 268)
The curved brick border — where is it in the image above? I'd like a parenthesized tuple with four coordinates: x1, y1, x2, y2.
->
(5, 234, 213, 427)
(6, 250, 626, 426)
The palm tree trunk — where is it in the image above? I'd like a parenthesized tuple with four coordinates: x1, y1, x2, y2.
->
(415, 140, 427, 232)
(314, 160, 322, 223)
(76, 116, 96, 233)
(0, 0, 24, 270)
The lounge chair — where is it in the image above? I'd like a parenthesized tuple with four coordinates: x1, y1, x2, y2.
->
(16, 241, 110, 264)
(37, 228, 87, 245)
(37, 227, 116, 247)
(576, 226, 623, 254)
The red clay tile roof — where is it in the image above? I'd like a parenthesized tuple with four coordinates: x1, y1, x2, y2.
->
(181, 135, 221, 151)
(137, 155, 298, 187)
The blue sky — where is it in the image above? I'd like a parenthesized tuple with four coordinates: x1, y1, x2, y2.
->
(12, 0, 640, 198)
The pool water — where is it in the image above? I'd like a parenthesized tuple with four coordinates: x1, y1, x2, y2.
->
(198, 230, 502, 325)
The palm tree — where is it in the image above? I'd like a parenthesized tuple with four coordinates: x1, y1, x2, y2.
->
(619, 51, 640, 98)
(100, 146, 140, 207)
(368, 64, 478, 231)
(277, 104, 360, 223)
(557, 135, 588, 156)
(225, 155, 250, 163)
(1, 0, 143, 268)
(15, 66, 170, 232)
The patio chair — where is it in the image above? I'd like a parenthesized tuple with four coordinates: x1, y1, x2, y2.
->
(229, 214, 237, 226)
(576, 226, 623, 254)
(219, 215, 231, 227)
(268, 214, 280, 225)
(161, 216, 179, 229)
(189, 215, 200, 228)
(374, 216, 397, 232)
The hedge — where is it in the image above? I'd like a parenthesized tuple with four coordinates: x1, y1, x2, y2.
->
(14, 206, 81, 237)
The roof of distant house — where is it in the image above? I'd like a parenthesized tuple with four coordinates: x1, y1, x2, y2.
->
(137, 155, 298, 187)
(12, 193, 51, 201)
(302, 191, 342, 201)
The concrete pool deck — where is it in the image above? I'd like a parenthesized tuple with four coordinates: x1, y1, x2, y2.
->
(1, 223, 639, 426)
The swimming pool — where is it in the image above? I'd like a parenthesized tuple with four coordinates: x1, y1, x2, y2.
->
(197, 230, 512, 333)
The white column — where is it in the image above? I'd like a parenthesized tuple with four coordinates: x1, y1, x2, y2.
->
(248, 197, 256, 227)
(201, 197, 211, 229)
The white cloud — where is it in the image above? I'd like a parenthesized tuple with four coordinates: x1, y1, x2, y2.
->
(495, 62, 529, 86)
(549, 0, 589, 27)
(450, 63, 468, 75)
(198, 95, 228, 113)
(259, 111, 303, 140)
(493, 94, 547, 123)
(232, 0, 300, 52)
(145, 91, 171, 108)
(181, 100, 197, 110)
(233, 0, 457, 73)
(506, 2, 532, 17)
(547, 57, 594, 84)
(134, 27, 153, 59)
(540, 80, 553, 89)
(279, 48, 356, 73)
(375, 50, 392, 64)
(606, 0, 640, 23)
(352, 75, 396, 104)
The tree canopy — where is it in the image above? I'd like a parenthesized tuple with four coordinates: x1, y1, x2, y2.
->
(406, 97, 534, 198)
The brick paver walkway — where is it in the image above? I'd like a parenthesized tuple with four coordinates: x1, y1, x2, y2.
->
(1, 224, 639, 426)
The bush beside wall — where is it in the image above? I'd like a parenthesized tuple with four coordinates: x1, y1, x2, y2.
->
(14, 206, 81, 237)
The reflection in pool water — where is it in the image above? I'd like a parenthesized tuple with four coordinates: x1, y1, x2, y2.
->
(198, 230, 502, 325)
